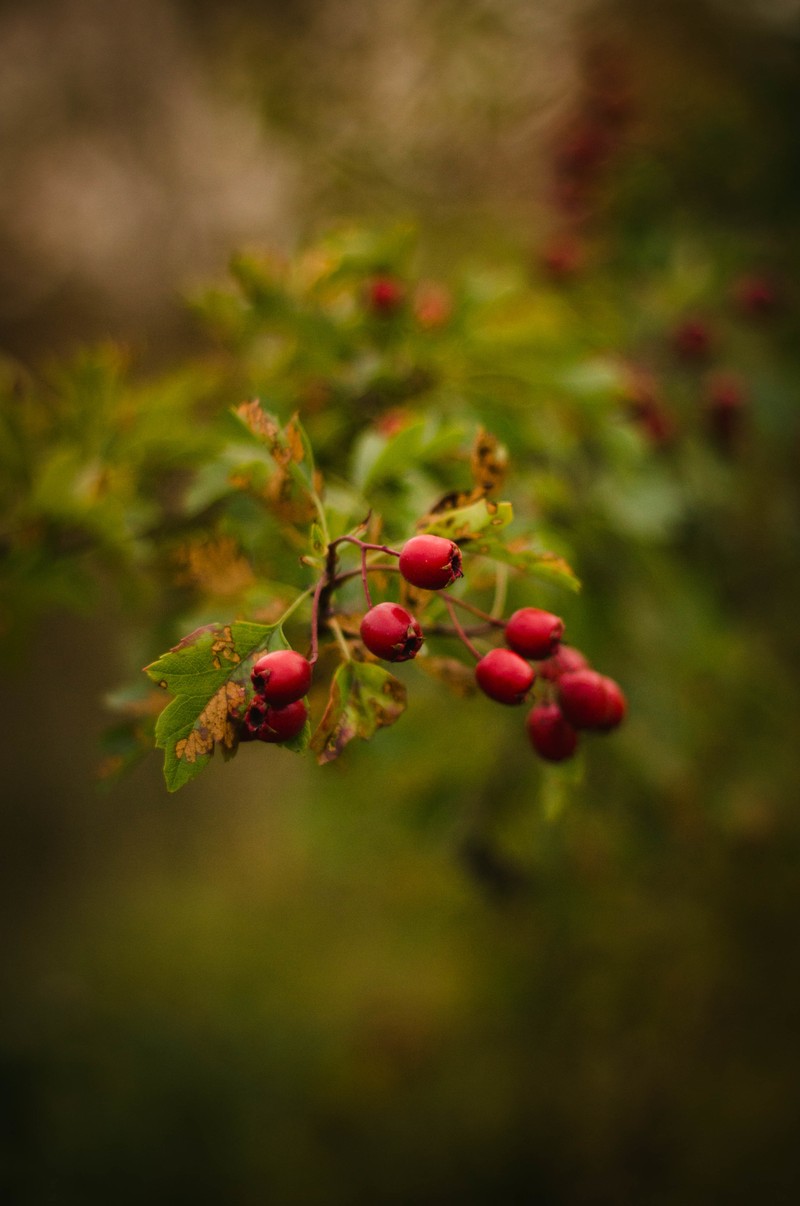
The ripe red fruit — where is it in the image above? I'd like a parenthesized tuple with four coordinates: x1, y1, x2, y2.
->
(733, 274, 780, 318)
(475, 648, 535, 705)
(704, 371, 747, 451)
(505, 608, 565, 660)
(255, 699, 309, 743)
(526, 702, 578, 762)
(540, 235, 585, 281)
(538, 645, 589, 681)
(367, 274, 404, 316)
(672, 318, 713, 362)
(413, 282, 452, 329)
(398, 534, 463, 590)
(558, 669, 626, 730)
(251, 649, 312, 707)
(360, 602, 423, 662)
(596, 675, 627, 731)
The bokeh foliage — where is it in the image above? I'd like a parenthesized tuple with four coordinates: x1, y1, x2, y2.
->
(2, 2, 800, 1202)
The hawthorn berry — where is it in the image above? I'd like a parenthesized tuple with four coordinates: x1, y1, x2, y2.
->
(672, 317, 713, 362)
(733, 274, 780, 318)
(251, 649, 312, 707)
(398, 534, 463, 590)
(558, 669, 625, 730)
(526, 702, 578, 762)
(704, 371, 747, 451)
(538, 645, 589, 681)
(360, 601, 423, 662)
(367, 274, 404, 316)
(475, 648, 535, 706)
(596, 675, 627, 730)
(505, 607, 565, 660)
(254, 699, 309, 743)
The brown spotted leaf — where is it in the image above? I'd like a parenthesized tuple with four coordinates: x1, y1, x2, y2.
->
(470, 428, 508, 495)
(145, 620, 287, 790)
(310, 661, 406, 765)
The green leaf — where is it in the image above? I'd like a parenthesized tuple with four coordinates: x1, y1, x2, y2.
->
(144, 621, 287, 791)
(473, 538, 581, 593)
(421, 497, 514, 542)
(310, 661, 407, 764)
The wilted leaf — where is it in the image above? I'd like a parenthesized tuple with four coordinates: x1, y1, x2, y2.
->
(234, 401, 318, 521)
(144, 620, 286, 790)
(470, 428, 508, 494)
(311, 661, 407, 764)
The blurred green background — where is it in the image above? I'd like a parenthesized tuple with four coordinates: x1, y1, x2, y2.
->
(2, 1, 800, 1202)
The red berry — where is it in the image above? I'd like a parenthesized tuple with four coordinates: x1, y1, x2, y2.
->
(672, 318, 713, 361)
(505, 607, 565, 660)
(255, 699, 309, 743)
(526, 702, 578, 762)
(413, 282, 452, 329)
(538, 645, 589, 681)
(704, 371, 747, 451)
(251, 649, 312, 707)
(367, 274, 404, 315)
(596, 675, 627, 731)
(475, 648, 535, 706)
(360, 602, 423, 662)
(243, 695, 269, 734)
(559, 669, 625, 730)
(398, 534, 463, 590)
(540, 235, 585, 281)
(733, 274, 780, 318)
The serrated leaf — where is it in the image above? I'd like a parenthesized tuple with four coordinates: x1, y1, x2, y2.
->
(310, 661, 406, 765)
(420, 497, 514, 542)
(144, 621, 287, 790)
(473, 538, 581, 593)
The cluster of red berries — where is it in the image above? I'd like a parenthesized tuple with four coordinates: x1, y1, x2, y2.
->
(236, 531, 626, 762)
(240, 648, 311, 743)
(472, 609, 625, 762)
(356, 534, 625, 763)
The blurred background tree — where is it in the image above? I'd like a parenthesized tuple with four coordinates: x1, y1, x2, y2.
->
(2, 0, 800, 1202)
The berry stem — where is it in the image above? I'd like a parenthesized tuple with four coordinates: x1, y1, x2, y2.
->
(328, 615, 352, 662)
(491, 562, 509, 621)
(444, 594, 506, 627)
(277, 584, 315, 628)
(308, 572, 327, 666)
(360, 547, 373, 609)
(444, 596, 482, 661)
(330, 534, 402, 558)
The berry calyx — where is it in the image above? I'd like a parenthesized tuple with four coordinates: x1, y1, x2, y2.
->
(255, 699, 309, 743)
(558, 669, 626, 730)
(251, 649, 312, 707)
(505, 607, 565, 660)
(360, 601, 424, 662)
(475, 647, 535, 705)
(526, 702, 578, 762)
(538, 645, 589, 681)
(398, 534, 463, 591)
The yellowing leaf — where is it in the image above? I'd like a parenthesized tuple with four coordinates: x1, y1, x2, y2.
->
(145, 620, 285, 791)
(311, 661, 406, 765)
